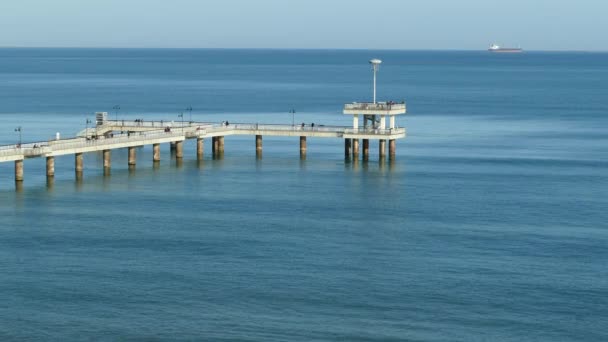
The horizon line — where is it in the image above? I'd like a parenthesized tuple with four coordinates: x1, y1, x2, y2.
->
(0, 46, 606, 53)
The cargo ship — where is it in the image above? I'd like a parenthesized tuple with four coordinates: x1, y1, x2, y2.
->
(488, 43, 523, 53)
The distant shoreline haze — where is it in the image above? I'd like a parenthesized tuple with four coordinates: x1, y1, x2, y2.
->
(0, 46, 607, 53)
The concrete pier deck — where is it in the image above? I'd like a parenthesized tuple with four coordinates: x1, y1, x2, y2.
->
(0, 118, 406, 185)
(94, 120, 406, 140)
(1, 120, 406, 163)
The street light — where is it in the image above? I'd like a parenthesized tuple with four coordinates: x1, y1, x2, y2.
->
(14, 126, 22, 147)
(289, 109, 296, 128)
(113, 105, 120, 121)
(178, 112, 184, 133)
(186, 106, 193, 124)
(85, 118, 92, 140)
(369, 59, 382, 104)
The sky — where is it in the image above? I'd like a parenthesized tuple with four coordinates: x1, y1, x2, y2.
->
(0, 0, 606, 51)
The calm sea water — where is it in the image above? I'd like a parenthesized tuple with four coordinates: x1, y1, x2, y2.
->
(0, 48, 607, 341)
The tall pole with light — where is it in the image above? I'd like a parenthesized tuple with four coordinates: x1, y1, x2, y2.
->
(113, 105, 120, 121)
(186, 106, 193, 124)
(15, 126, 22, 147)
(289, 108, 296, 128)
(369, 59, 382, 104)
(178, 112, 184, 133)
(86, 119, 91, 139)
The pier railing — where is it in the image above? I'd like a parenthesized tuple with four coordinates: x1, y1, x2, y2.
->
(343, 127, 406, 135)
(1, 122, 405, 160)
(0, 141, 51, 157)
(0, 130, 186, 158)
(208, 123, 351, 133)
(99, 121, 405, 136)
(103, 120, 197, 129)
(0, 147, 23, 157)
(50, 130, 184, 150)
(344, 102, 406, 111)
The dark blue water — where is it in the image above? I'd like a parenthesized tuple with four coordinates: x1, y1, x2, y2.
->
(0, 48, 607, 341)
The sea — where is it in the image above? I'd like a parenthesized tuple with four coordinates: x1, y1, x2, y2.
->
(0, 48, 606, 341)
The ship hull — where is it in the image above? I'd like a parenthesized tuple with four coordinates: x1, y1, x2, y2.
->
(488, 48, 523, 53)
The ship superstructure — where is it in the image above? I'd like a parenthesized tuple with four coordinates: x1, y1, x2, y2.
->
(488, 43, 523, 53)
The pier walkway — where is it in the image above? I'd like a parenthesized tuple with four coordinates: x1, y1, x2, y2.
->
(0, 119, 406, 184)
(2, 95, 408, 186)
(1, 120, 406, 163)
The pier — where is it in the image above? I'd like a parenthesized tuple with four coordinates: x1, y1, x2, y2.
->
(0, 58, 408, 185)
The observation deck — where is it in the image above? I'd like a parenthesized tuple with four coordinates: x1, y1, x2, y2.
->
(343, 102, 406, 115)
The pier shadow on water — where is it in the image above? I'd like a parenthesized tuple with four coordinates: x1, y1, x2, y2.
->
(75, 171, 84, 191)
(46, 177, 54, 191)
(344, 156, 399, 174)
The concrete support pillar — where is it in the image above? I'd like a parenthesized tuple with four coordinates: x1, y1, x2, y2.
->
(344, 139, 352, 157)
(256, 135, 262, 157)
(379, 140, 386, 159)
(103, 150, 111, 169)
(300, 136, 307, 158)
(46, 177, 54, 189)
(390, 116, 395, 129)
(380, 115, 386, 130)
(175, 141, 184, 159)
(46, 156, 55, 178)
(153, 143, 161, 162)
(15, 160, 24, 182)
(353, 114, 359, 129)
(75, 153, 84, 172)
(352, 139, 359, 159)
(170, 142, 176, 151)
(196, 138, 204, 159)
(128, 147, 136, 166)
(362, 139, 370, 160)
(212, 137, 218, 155)
(389, 139, 396, 159)
(218, 136, 225, 153)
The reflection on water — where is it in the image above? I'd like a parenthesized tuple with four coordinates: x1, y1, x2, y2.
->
(74, 172, 84, 190)
(389, 159, 397, 172)
(352, 158, 359, 171)
(46, 177, 54, 191)
(299, 157, 306, 170)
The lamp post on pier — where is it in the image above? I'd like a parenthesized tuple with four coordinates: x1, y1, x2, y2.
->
(290, 108, 296, 128)
(369, 59, 382, 104)
(85, 119, 91, 140)
(113, 105, 120, 121)
(15, 126, 22, 148)
(178, 112, 184, 133)
(186, 106, 193, 124)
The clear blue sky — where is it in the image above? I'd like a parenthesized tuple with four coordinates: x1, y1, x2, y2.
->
(0, 0, 606, 50)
